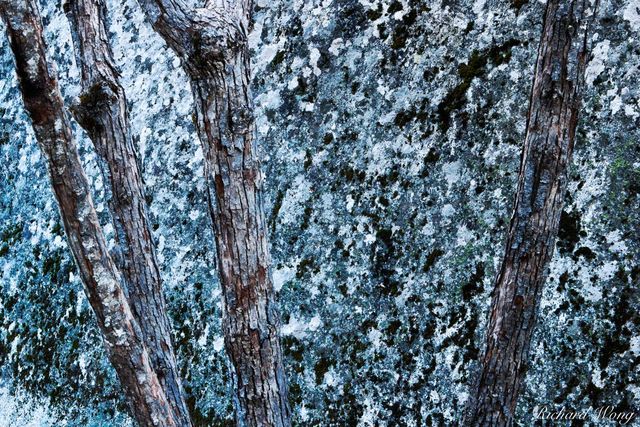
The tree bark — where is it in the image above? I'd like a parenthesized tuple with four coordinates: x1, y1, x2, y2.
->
(64, 1, 192, 425)
(0, 1, 180, 426)
(136, 1, 291, 426)
(465, 1, 598, 426)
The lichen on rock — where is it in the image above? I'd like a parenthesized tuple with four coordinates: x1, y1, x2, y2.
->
(0, 0, 638, 425)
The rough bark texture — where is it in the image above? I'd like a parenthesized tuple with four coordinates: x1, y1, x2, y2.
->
(0, 1, 179, 426)
(136, 1, 291, 426)
(465, 1, 598, 426)
(64, 0, 192, 425)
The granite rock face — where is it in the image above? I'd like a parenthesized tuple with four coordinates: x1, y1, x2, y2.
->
(0, 0, 638, 425)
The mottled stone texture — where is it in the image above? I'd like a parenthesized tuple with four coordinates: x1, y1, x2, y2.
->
(0, 0, 638, 425)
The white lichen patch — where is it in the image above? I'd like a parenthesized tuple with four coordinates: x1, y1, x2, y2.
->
(623, 0, 640, 31)
(585, 39, 610, 86)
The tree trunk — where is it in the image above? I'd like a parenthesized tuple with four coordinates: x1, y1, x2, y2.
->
(136, 1, 291, 425)
(64, 1, 192, 425)
(465, 1, 598, 425)
(0, 1, 180, 426)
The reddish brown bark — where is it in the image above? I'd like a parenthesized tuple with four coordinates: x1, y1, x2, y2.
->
(64, 0, 192, 424)
(136, 1, 291, 425)
(466, 1, 598, 425)
(0, 1, 179, 425)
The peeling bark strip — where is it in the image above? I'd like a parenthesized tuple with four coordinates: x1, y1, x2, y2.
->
(136, 1, 291, 425)
(0, 1, 178, 426)
(466, 1, 598, 425)
(64, 0, 192, 425)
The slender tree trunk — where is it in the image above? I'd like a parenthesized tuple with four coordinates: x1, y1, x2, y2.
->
(64, 1, 192, 425)
(136, 1, 291, 425)
(189, 56, 291, 427)
(0, 1, 179, 425)
(465, 1, 598, 425)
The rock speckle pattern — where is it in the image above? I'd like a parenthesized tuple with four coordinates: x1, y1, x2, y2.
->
(1, 0, 638, 425)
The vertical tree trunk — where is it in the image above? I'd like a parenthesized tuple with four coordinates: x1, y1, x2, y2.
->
(136, 1, 291, 425)
(189, 52, 291, 427)
(0, 1, 179, 426)
(465, 1, 598, 425)
(64, 1, 192, 425)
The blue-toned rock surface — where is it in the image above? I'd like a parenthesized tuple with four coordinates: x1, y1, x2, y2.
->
(0, 0, 638, 425)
